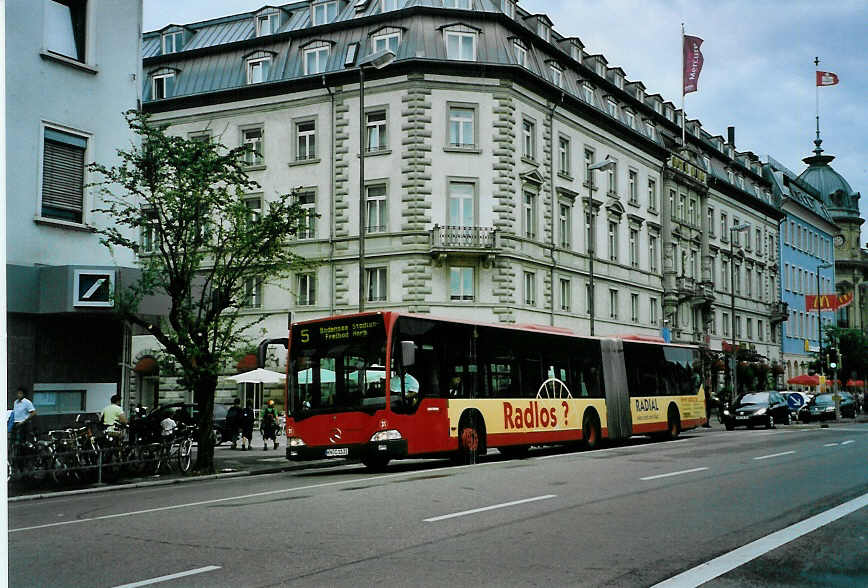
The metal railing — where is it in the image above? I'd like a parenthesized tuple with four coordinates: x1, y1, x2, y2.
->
(430, 225, 497, 250)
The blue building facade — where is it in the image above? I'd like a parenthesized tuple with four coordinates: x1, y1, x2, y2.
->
(766, 158, 837, 384)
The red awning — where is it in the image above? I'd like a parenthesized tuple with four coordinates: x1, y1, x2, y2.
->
(133, 356, 158, 374)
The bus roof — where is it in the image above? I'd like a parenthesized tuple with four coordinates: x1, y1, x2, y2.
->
(290, 311, 698, 349)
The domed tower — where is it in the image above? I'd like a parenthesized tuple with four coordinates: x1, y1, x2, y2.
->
(798, 137, 867, 330)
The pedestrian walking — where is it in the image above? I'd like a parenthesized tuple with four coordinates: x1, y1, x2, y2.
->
(261, 399, 279, 451)
(240, 404, 255, 451)
(226, 398, 241, 449)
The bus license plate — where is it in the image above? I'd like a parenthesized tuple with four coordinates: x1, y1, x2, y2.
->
(325, 448, 348, 457)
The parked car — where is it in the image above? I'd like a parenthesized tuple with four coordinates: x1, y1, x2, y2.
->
(782, 391, 812, 422)
(805, 392, 857, 421)
(135, 402, 233, 444)
(723, 391, 792, 430)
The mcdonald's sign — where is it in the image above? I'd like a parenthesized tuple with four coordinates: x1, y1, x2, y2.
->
(805, 292, 854, 312)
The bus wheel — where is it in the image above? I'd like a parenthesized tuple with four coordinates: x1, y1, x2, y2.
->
(666, 406, 681, 440)
(457, 420, 485, 465)
(362, 455, 390, 472)
(583, 412, 601, 450)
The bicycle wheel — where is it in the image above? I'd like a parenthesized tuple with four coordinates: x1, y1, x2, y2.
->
(177, 437, 193, 473)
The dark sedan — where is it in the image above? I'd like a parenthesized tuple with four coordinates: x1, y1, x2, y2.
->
(805, 392, 857, 421)
(723, 391, 792, 430)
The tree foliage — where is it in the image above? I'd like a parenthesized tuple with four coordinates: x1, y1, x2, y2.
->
(90, 111, 312, 472)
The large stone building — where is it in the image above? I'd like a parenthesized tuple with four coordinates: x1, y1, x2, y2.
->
(138, 0, 802, 404)
(797, 137, 868, 333)
(5, 0, 143, 426)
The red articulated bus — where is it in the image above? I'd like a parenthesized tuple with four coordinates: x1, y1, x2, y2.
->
(285, 312, 706, 470)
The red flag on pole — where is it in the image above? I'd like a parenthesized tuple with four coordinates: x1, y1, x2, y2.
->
(816, 71, 839, 86)
(683, 35, 704, 94)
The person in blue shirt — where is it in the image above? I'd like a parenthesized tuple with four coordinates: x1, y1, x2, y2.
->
(12, 387, 36, 443)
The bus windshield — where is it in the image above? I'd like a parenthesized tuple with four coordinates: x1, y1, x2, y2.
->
(289, 316, 388, 418)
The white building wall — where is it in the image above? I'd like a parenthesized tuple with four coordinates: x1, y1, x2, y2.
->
(6, 0, 142, 268)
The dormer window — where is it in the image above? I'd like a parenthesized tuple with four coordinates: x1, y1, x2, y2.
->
(654, 101, 662, 114)
(569, 41, 582, 61)
(582, 82, 594, 104)
(549, 64, 563, 88)
(256, 10, 280, 36)
(303, 42, 330, 74)
(444, 28, 477, 61)
(502, 0, 515, 19)
(596, 63, 605, 76)
(703, 156, 711, 171)
(645, 121, 655, 139)
(344, 42, 359, 66)
(664, 106, 673, 121)
(625, 110, 635, 129)
(246, 52, 272, 84)
(513, 40, 526, 67)
(312, 1, 338, 26)
(381, 0, 399, 11)
(537, 19, 551, 42)
(606, 97, 618, 117)
(372, 28, 401, 53)
(162, 30, 183, 54)
(444, 0, 471, 8)
(151, 69, 176, 100)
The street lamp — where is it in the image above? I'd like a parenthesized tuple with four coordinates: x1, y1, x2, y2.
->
(729, 223, 750, 399)
(586, 157, 616, 336)
(816, 262, 834, 379)
(357, 49, 396, 313)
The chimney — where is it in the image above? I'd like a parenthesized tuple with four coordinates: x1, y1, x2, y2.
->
(727, 126, 736, 148)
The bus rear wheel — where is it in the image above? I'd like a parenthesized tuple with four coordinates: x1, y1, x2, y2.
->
(666, 406, 681, 440)
(583, 412, 601, 450)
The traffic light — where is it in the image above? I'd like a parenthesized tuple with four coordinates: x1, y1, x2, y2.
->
(828, 347, 839, 370)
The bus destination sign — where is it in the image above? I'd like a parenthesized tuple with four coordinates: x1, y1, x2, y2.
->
(295, 317, 383, 346)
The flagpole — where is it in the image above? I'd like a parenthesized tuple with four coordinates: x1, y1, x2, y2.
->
(681, 23, 686, 148)
(814, 56, 820, 144)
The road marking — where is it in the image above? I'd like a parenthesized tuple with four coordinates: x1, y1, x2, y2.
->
(423, 495, 556, 522)
(640, 467, 708, 481)
(824, 443, 839, 447)
(651, 492, 868, 588)
(753, 450, 795, 461)
(841, 440, 854, 445)
(113, 566, 220, 587)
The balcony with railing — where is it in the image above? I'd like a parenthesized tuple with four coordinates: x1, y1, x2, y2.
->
(430, 225, 498, 266)
(675, 276, 696, 298)
(770, 301, 789, 324)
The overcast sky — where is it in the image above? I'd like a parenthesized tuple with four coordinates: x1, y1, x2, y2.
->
(144, 0, 867, 245)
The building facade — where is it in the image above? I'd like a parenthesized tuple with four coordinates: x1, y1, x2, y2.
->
(797, 138, 868, 333)
(5, 0, 143, 426)
(140, 0, 795, 404)
(766, 157, 837, 383)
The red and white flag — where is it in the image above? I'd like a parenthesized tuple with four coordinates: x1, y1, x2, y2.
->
(683, 35, 704, 94)
(816, 71, 839, 86)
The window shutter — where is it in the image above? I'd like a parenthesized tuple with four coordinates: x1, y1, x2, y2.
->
(42, 134, 85, 222)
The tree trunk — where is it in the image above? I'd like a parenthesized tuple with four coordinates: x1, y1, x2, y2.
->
(193, 373, 218, 473)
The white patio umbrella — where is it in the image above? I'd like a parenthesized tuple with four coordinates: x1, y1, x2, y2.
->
(295, 367, 337, 384)
(226, 368, 286, 384)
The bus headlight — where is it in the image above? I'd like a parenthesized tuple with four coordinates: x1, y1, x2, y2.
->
(289, 437, 306, 447)
(370, 430, 402, 442)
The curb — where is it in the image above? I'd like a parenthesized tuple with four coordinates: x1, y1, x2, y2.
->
(8, 459, 344, 503)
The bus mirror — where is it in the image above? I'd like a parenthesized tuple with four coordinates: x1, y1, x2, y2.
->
(401, 341, 416, 367)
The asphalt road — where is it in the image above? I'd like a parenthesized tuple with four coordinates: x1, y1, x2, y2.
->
(9, 424, 867, 587)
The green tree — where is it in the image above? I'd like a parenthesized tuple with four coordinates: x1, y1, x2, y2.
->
(827, 326, 868, 383)
(90, 111, 311, 472)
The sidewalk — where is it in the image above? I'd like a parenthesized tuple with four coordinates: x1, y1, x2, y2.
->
(8, 437, 342, 502)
